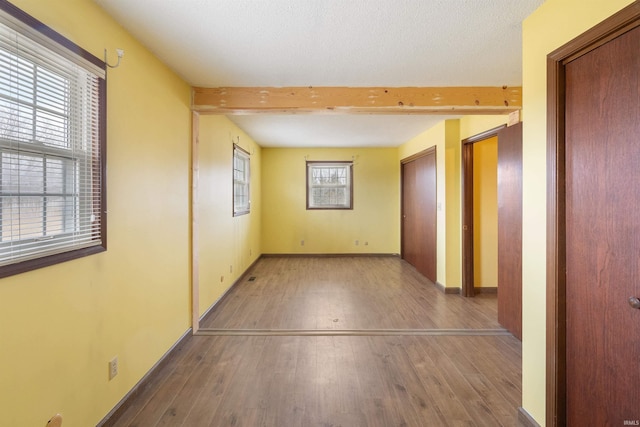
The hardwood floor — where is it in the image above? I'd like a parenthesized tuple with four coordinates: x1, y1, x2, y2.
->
(201, 256, 501, 331)
(109, 256, 521, 427)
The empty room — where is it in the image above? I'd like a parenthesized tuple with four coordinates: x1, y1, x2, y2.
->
(0, 0, 638, 426)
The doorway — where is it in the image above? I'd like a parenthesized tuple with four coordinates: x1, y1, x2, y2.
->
(472, 135, 498, 296)
(461, 123, 523, 339)
(546, 4, 639, 425)
(462, 126, 504, 297)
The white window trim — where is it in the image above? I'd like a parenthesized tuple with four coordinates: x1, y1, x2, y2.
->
(233, 143, 250, 216)
(306, 161, 353, 210)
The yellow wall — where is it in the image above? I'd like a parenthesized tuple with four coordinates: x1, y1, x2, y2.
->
(398, 120, 464, 289)
(0, 1, 192, 426)
(2, 1, 631, 425)
(397, 116, 512, 291)
(472, 136, 498, 288)
(262, 147, 400, 254)
(197, 115, 262, 316)
(521, 0, 634, 424)
(459, 115, 509, 140)
(444, 120, 462, 289)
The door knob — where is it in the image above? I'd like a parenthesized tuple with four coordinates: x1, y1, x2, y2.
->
(629, 297, 640, 309)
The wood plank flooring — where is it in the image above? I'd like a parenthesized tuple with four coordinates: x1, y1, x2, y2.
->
(109, 256, 521, 427)
(201, 256, 501, 331)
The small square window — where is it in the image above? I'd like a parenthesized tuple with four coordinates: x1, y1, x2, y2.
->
(233, 144, 250, 216)
(306, 161, 353, 210)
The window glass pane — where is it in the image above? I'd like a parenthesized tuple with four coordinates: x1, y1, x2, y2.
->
(44, 195, 76, 235)
(1, 152, 44, 193)
(307, 162, 352, 209)
(36, 66, 68, 115)
(0, 196, 19, 242)
(0, 98, 33, 142)
(45, 157, 64, 193)
(36, 108, 68, 147)
(0, 3, 106, 275)
(13, 196, 43, 239)
(311, 187, 347, 206)
(0, 48, 35, 103)
(233, 145, 250, 215)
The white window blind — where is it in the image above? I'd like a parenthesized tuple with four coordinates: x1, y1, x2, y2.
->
(0, 5, 106, 272)
(307, 161, 353, 209)
(233, 144, 250, 216)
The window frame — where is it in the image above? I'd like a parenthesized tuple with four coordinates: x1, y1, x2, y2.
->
(232, 143, 250, 216)
(306, 161, 353, 210)
(0, 1, 107, 279)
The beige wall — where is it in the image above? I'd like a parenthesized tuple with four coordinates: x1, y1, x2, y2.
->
(521, 0, 635, 424)
(197, 115, 262, 316)
(0, 0, 193, 425)
(261, 147, 400, 254)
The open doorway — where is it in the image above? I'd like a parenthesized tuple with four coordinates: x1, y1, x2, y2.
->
(462, 123, 523, 339)
(472, 135, 499, 295)
(462, 125, 504, 297)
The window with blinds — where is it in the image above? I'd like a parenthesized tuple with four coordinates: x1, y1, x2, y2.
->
(0, 2, 106, 278)
(306, 161, 353, 209)
(233, 144, 250, 216)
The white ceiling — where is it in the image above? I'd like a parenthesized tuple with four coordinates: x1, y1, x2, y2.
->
(228, 114, 457, 148)
(95, 0, 544, 147)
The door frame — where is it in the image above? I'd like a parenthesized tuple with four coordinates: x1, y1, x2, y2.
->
(460, 125, 505, 297)
(400, 146, 437, 279)
(546, 3, 640, 425)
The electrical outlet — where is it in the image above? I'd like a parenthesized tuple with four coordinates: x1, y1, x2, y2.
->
(355, 240, 359, 245)
(220, 275, 224, 282)
(300, 240, 304, 246)
(108, 356, 118, 380)
(364, 241, 369, 246)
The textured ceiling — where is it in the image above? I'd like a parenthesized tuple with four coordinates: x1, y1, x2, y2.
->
(228, 114, 457, 148)
(95, 0, 544, 147)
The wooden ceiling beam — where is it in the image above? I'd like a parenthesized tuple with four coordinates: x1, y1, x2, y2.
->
(192, 86, 521, 115)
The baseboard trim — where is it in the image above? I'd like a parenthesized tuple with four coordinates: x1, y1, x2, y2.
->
(435, 281, 461, 294)
(97, 328, 193, 427)
(99, 256, 264, 425)
(434, 283, 496, 295)
(474, 286, 498, 294)
(261, 253, 400, 258)
(195, 328, 511, 337)
(517, 407, 541, 427)
(199, 255, 263, 324)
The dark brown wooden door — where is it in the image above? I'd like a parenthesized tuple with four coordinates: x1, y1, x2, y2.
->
(497, 122, 522, 340)
(565, 25, 640, 425)
(401, 149, 437, 282)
